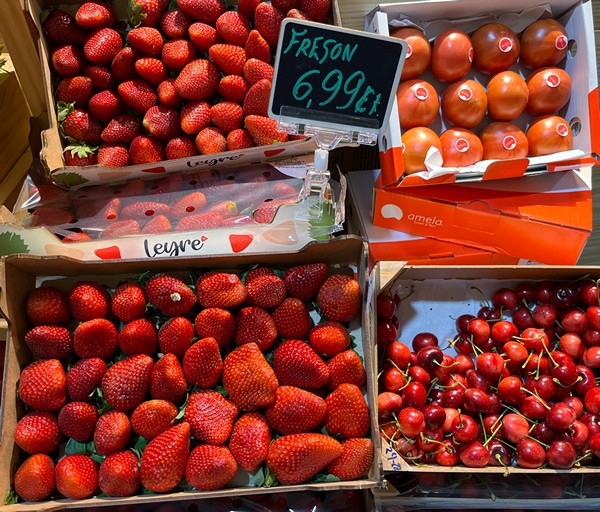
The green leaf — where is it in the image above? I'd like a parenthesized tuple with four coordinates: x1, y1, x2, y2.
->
(4, 488, 18, 505)
(0, 232, 30, 256)
(65, 438, 94, 455)
(65, 142, 98, 159)
(311, 473, 341, 483)
(249, 468, 266, 487)
(90, 453, 105, 465)
(215, 385, 228, 397)
(263, 467, 279, 488)
(133, 436, 149, 455)
(128, 0, 147, 27)
(52, 172, 90, 187)
(57, 101, 75, 123)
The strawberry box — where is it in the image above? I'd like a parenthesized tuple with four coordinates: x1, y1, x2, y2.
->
(0, 236, 381, 510)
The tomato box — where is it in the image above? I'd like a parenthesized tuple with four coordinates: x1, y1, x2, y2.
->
(365, 0, 600, 187)
(0, 236, 381, 510)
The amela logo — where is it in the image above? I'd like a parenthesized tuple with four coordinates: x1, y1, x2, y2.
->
(458, 85, 473, 101)
(468, 46, 474, 62)
(454, 138, 470, 153)
(380, 204, 443, 227)
(555, 35, 568, 51)
(406, 43, 413, 58)
(414, 86, 429, 101)
(546, 73, 560, 88)
(556, 123, 570, 137)
(498, 37, 513, 53)
(502, 135, 518, 151)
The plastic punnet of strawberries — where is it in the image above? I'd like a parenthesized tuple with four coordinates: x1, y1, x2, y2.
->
(43, 0, 331, 168)
(10, 263, 373, 503)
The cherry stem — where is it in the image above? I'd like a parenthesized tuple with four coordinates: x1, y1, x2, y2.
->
(426, 378, 439, 398)
(419, 433, 446, 448)
(470, 285, 490, 307)
(494, 453, 511, 477)
(519, 386, 550, 410)
(521, 351, 534, 371)
(525, 434, 550, 449)
(552, 376, 580, 389)
(574, 449, 592, 467)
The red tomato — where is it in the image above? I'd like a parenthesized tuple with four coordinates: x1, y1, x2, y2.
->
(526, 67, 572, 115)
(401, 126, 442, 175)
(396, 79, 440, 130)
(527, 115, 573, 156)
(486, 71, 529, 121)
(480, 122, 529, 160)
(431, 28, 473, 83)
(471, 23, 520, 74)
(440, 127, 484, 167)
(520, 18, 569, 69)
(441, 79, 487, 129)
(390, 27, 431, 81)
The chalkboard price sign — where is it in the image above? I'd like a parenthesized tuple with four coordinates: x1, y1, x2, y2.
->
(269, 19, 407, 136)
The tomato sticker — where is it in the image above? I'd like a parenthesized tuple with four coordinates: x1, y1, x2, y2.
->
(498, 37, 513, 53)
(546, 73, 560, 88)
(555, 35, 568, 51)
(458, 86, 473, 101)
(556, 123, 569, 137)
(414, 86, 429, 101)
(455, 138, 470, 152)
(468, 47, 474, 62)
(406, 43, 413, 58)
(502, 135, 518, 150)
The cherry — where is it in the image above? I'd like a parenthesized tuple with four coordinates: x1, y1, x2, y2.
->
(535, 280, 558, 303)
(377, 320, 397, 346)
(502, 413, 530, 443)
(435, 439, 459, 466)
(454, 354, 474, 374)
(465, 369, 493, 392)
(407, 365, 431, 386)
(580, 280, 600, 306)
(586, 305, 600, 330)
(416, 346, 444, 370)
(515, 438, 546, 468)
(380, 421, 400, 443)
(559, 332, 584, 359)
(520, 327, 549, 353)
(557, 420, 589, 451)
(456, 314, 475, 333)
(491, 320, 518, 344)
(584, 387, 600, 414)
(475, 352, 505, 378)
(430, 354, 456, 381)
(412, 332, 438, 352)
(401, 381, 427, 409)
(487, 393, 504, 415)
(441, 407, 459, 433)
(503, 341, 529, 370)
(583, 327, 600, 346)
(497, 375, 526, 405)
(520, 394, 549, 421)
(550, 358, 578, 387)
(582, 346, 600, 369)
(546, 440, 577, 469)
(453, 333, 475, 356)
(442, 387, 464, 409)
(492, 287, 517, 311)
(574, 365, 596, 395)
(532, 302, 558, 328)
(560, 396, 584, 418)
(551, 283, 580, 310)
(482, 414, 504, 438)
(581, 413, 600, 437)
(477, 305, 502, 322)
(522, 353, 549, 376)
(459, 441, 490, 468)
(515, 282, 536, 303)
(451, 413, 478, 443)
(487, 439, 512, 467)
(386, 341, 411, 369)
(377, 294, 396, 320)
(428, 388, 444, 405)
(560, 308, 589, 335)
(589, 432, 600, 458)
(395, 437, 423, 460)
(391, 316, 400, 329)
(422, 403, 446, 430)
(468, 318, 491, 344)
(462, 388, 491, 414)
(524, 375, 556, 401)
(512, 306, 536, 331)
(442, 373, 466, 390)
(377, 391, 403, 419)
(381, 367, 407, 393)
(530, 421, 556, 445)
(397, 407, 426, 437)
(546, 402, 577, 431)
(416, 428, 444, 452)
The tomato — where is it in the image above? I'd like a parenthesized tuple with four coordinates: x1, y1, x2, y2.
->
(401, 126, 442, 175)
(396, 79, 440, 130)
(441, 79, 487, 129)
(431, 28, 473, 83)
(440, 127, 484, 167)
(520, 18, 569, 69)
(471, 22, 520, 74)
(390, 27, 431, 81)
(480, 122, 529, 160)
(527, 115, 573, 156)
(486, 71, 529, 121)
(526, 67, 571, 115)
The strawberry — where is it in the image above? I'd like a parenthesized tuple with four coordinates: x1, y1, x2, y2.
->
(245, 115, 289, 146)
(185, 445, 237, 491)
(63, 231, 93, 243)
(102, 113, 142, 144)
(160, 8, 192, 38)
(98, 451, 141, 497)
(158, 316, 195, 357)
(142, 213, 173, 233)
(235, 307, 278, 351)
(228, 412, 271, 472)
(15, 412, 62, 454)
(243, 58, 274, 85)
(216, 11, 251, 46)
(111, 47, 140, 82)
(194, 307, 235, 347)
(135, 57, 168, 85)
(309, 320, 350, 358)
(326, 438, 373, 480)
(184, 391, 238, 444)
(25, 286, 71, 326)
(142, 105, 181, 141)
(238, 0, 261, 19)
(129, 135, 166, 164)
(88, 90, 125, 123)
(326, 350, 366, 390)
(272, 0, 298, 13)
(162, 38, 197, 71)
(266, 433, 343, 485)
(73, 318, 118, 359)
(286, 8, 311, 20)
(170, 191, 207, 219)
(56, 76, 93, 109)
(272, 297, 311, 340)
(101, 354, 154, 411)
(63, 150, 97, 167)
(180, 99, 211, 135)
(18, 359, 66, 411)
(130, 399, 179, 439)
(118, 79, 158, 114)
(252, 198, 292, 224)
(67, 358, 107, 401)
(130, 0, 170, 27)
(98, 143, 130, 167)
(254, 2, 285, 47)
(324, 383, 370, 438)
(25, 325, 73, 361)
(244, 267, 286, 309)
(84, 27, 123, 64)
(57, 401, 98, 442)
(178, 0, 225, 24)
(51, 45, 86, 77)
(14, 454, 55, 502)
(298, 0, 331, 22)
(175, 211, 224, 231)
(150, 354, 188, 404)
(195, 126, 227, 155)
(266, 385, 327, 434)
(158, 79, 184, 108)
(128, 26, 164, 57)
(317, 274, 361, 323)
(209, 44, 247, 76)
(55, 454, 99, 499)
(210, 101, 243, 134)
(218, 75, 250, 104)
(29, 205, 76, 227)
(83, 63, 116, 90)
(272, 181, 300, 199)
(140, 422, 190, 492)
(227, 128, 255, 150)
(208, 200, 238, 217)
(182, 337, 223, 388)
(42, 9, 86, 45)
(75, 196, 120, 221)
(195, 272, 248, 308)
(284, 262, 328, 301)
(146, 274, 196, 316)
(222, 342, 278, 411)
(62, 109, 103, 144)
(94, 410, 131, 455)
(273, 340, 329, 389)
(118, 318, 158, 355)
(101, 219, 142, 238)
(75, 1, 117, 29)
(243, 78, 271, 117)
(174, 59, 220, 100)
(245, 29, 272, 63)
(188, 22, 222, 52)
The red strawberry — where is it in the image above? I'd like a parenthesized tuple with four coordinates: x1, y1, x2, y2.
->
(51, 45, 86, 77)
(76, 1, 117, 29)
(26, 286, 70, 326)
(158, 79, 184, 108)
(238, 0, 261, 19)
(142, 105, 181, 141)
(178, 0, 225, 24)
(142, 213, 173, 233)
(118, 79, 158, 114)
(146, 274, 197, 316)
(244, 267, 286, 309)
(56, 76, 93, 108)
(298, 0, 331, 22)
(243, 78, 271, 117)
(151, 354, 188, 404)
(272, 181, 300, 199)
(101, 354, 154, 411)
(128, 26, 164, 57)
(98, 451, 141, 497)
(158, 316, 195, 357)
(245, 115, 289, 146)
(227, 128, 255, 150)
(180, 99, 211, 135)
(186, 445, 237, 491)
(111, 46, 140, 82)
(216, 11, 251, 46)
(266, 385, 327, 435)
(326, 438, 373, 480)
(14, 454, 55, 502)
(245, 29, 272, 63)
(266, 433, 342, 485)
(196, 272, 248, 308)
(129, 135, 166, 164)
(254, 2, 285, 47)
(102, 113, 142, 144)
(94, 410, 131, 455)
(19, 359, 66, 411)
(228, 412, 271, 472)
(222, 342, 278, 411)
(118, 318, 157, 355)
(84, 27, 123, 64)
(272, 0, 298, 13)
(162, 38, 198, 71)
(175, 211, 225, 231)
(195, 126, 227, 155)
(272, 297, 311, 340)
(135, 57, 168, 85)
(62, 109, 103, 144)
(309, 320, 350, 358)
(170, 191, 207, 219)
(131, 399, 179, 439)
(210, 101, 243, 134)
(194, 307, 235, 347)
(235, 307, 277, 351)
(88, 90, 125, 123)
(273, 340, 329, 389)
(100, 219, 142, 239)
(183, 390, 238, 444)
(317, 274, 361, 323)
(98, 143, 130, 167)
(326, 350, 366, 390)
(28, 205, 76, 227)
(130, 0, 170, 27)
(209, 44, 247, 76)
(140, 422, 190, 493)
(324, 383, 370, 438)
(83, 64, 116, 90)
(188, 22, 222, 52)
(252, 198, 292, 224)
(182, 337, 223, 388)
(243, 58, 274, 85)
(25, 325, 73, 361)
(63, 231, 93, 243)
(42, 9, 86, 45)
(73, 318, 118, 359)
(284, 262, 328, 301)
(75, 196, 120, 222)
(67, 358, 107, 401)
(57, 401, 98, 442)
(218, 75, 250, 104)
(174, 59, 220, 100)
(55, 454, 99, 499)
(160, 8, 192, 38)
(15, 412, 62, 454)
(286, 8, 311, 20)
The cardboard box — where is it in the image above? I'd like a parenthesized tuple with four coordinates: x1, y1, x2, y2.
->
(366, 0, 600, 187)
(0, 236, 381, 510)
